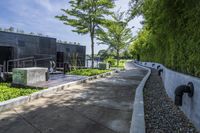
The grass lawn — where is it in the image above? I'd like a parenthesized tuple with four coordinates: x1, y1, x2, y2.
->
(0, 83, 39, 102)
(68, 69, 111, 76)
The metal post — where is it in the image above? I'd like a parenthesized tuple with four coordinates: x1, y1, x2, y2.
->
(7, 61, 9, 72)
(3, 61, 6, 72)
(63, 63, 66, 74)
(87, 59, 88, 68)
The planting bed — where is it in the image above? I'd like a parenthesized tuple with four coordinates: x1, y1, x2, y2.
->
(0, 83, 38, 102)
(68, 69, 111, 76)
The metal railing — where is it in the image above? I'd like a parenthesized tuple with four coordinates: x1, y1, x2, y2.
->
(7, 56, 34, 72)
(6, 56, 54, 72)
(34, 57, 53, 67)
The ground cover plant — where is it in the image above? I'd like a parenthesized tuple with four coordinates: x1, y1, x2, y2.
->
(68, 69, 111, 76)
(0, 83, 38, 102)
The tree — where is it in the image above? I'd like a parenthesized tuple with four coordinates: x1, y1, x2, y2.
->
(97, 49, 109, 60)
(56, 0, 115, 68)
(97, 11, 133, 67)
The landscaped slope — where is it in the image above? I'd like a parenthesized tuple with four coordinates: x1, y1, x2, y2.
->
(129, 0, 200, 77)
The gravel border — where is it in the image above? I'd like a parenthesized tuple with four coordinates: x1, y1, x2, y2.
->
(144, 69, 198, 133)
(130, 62, 151, 133)
(0, 70, 117, 112)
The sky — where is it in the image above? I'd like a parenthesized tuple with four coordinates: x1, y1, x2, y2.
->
(0, 0, 143, 54)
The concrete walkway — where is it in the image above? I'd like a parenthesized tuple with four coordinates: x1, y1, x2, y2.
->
(0, 62, 147, 133)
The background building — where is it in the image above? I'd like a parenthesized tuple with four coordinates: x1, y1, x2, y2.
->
(0, 31, 86, 71)
(57, 42, 86, 68)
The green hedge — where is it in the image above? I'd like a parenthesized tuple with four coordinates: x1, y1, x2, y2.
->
(68, 69, 111, 76)
(0, 83, 38, 102)
(129, 0, 200, 77)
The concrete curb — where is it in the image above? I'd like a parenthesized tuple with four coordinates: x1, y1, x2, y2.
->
(0, 70, 117, 112)
(130, 62, 151, 133)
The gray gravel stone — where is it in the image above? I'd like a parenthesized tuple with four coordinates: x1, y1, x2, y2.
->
(144, 69, 198, 133)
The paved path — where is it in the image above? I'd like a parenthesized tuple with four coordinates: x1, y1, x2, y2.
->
(31, 74, 88, 88)
(0, 62, 147, 133)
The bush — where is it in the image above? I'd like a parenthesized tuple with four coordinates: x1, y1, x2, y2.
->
(129, 0, 200, 77)
(106, 57, 115, 66)
(68, 69, 111, 76)
(99, 63, 110, 70)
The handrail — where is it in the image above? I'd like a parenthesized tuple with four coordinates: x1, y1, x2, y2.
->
(7, 56, 34, 62)
(34, 57, 52, 61)
(7, 57, 35, 72)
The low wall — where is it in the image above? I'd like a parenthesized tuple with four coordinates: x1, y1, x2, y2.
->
(139, 61, 200, 131)
(130, 62, 151, 133)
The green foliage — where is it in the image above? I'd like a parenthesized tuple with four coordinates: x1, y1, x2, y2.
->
(56, 0, 115, 68)
(98, 63, 109, 70)
(97, 11, 133, 67)
(68, 69, 111, 76)
(106, 57, 115, 66)
(97, 49, 110, 60)
(111, 59, 129, 68)
(0, 83, 38, 102)
(129, 0, 200, 77)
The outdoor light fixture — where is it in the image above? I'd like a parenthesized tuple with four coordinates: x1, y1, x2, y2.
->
(174, 82, 194, 106)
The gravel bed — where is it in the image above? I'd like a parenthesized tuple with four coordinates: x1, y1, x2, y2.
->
(144, 69, 198, 133)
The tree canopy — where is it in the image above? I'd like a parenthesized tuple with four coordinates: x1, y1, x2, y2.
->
(97, 11, 133, 66)
(129, 0, 200, 77)
(56, 0, 115, 68)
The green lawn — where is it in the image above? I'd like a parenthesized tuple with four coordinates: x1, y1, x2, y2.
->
(68, 69, 111, 76)
(0, 83, 39, 102)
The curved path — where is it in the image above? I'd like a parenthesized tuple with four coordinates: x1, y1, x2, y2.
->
(0, 62, 147, 133)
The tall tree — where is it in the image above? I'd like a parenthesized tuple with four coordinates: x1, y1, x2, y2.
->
(56, 0, 115, 68)
(97, 11, 133, 67)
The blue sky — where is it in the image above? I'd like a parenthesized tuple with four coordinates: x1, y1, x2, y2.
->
(0, 0, 143, 54)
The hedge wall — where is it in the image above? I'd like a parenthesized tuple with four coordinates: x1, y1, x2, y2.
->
(129, 0, 200, 77)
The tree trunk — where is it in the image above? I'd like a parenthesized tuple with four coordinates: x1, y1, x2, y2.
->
(90, 33, 94, 68)
(117, 49, 120, 67)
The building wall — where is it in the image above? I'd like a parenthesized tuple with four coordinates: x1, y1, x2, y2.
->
(0, 31, 56, 60)
(0, 31, 86, 69)
(0, 31, 57, 70)
(56, 43, 86, 66)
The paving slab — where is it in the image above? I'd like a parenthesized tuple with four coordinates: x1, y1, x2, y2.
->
(30, 74, 88, 88)
(0, 62, 147, 133)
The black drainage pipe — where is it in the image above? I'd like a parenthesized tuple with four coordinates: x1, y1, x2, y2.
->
(174, 82, 194, 106)
(158, 69, 163, 76)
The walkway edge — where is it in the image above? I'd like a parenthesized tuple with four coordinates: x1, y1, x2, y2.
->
(0, 70, 117, 112)
(130, 62, 151, 133)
